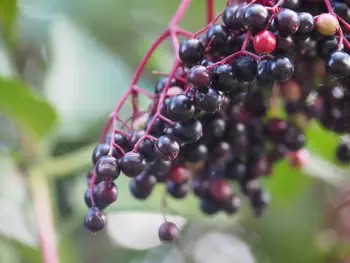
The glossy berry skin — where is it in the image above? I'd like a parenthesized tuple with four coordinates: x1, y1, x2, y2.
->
(316, 36, 338, 60)
(206, 24, 230, 51)
(84, 188, 95, 208)
(179, 38, 204, 65)
(92, 143, 121, 165)
(274, 33, 294, 54)
(94, 181, 118, 207)
(187, 65, 211, 87)
(84, 207, 106, 232)
(250, 189, 270, 217)
(334, 2, 350, 24)
(148, 159, 172, 176)
(232, 55, 258, 82)
(167, 181, 189, 199)
(212, 64, 237, 92)
(242, 4, 269, 33)
(194, 88, 222, 113)
(130, 172, 156, 199)
(253, 30, 276, 54)
(182, 143, 208, 163)
(154, 76, 183, 94)
(336, 141, 350, 164)
(223, 3, 246, 30)
(209, 179, 232, 202)
(158, 222, 179, 242)
(95, 156, 121, 180)
(167, 94, 195, 122)
(138, 139, 157, 162)
(326, 51, 350, 77)
(222, 194, 241, 215)
(128, 130, 146, 148)
(155, 135, 180, 161)
(104, 132, 131, 152)
(269, 56, 294, 81)
(274, 9, 300, 37)
(316, 13, 339, 36)
(283, 125, 306, 151)
(297, 12, 314, 35)
(200, 198, 220, 215)
(225, 157, 246, 181)
(257, 58, 274, 86)
(171, 120, 203, 144)
(120, 152, 147, 178)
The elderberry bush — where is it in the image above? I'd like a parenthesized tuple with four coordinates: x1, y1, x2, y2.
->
(83, 0, 350, 242)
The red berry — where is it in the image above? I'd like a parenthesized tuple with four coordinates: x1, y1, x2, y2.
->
(209, 179, 232, 201)
(253, 30, 276, 54)
(168, 165, 192, 184)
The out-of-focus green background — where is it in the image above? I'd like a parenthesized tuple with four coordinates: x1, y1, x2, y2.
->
(0, 0, 349, 262)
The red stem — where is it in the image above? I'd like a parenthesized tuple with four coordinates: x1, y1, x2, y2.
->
(207, 0, 214, 24)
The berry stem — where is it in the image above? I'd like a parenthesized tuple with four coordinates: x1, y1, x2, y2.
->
(207, 0, 215, 24)
(29, 167, 60, 263)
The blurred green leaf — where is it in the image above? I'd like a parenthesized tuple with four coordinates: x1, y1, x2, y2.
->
(263, 160, 312, 207)
(44, 17, 131, 141)
(0, 77, 58, 138)
(306, 121, 339, 163)
(0, 0, 17, 29)
(0, 154, 37, 247)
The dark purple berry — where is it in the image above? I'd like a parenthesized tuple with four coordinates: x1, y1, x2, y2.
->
(149, 159, 172, 177)
(232, 55, 258, 82)
(171, 120, 203, 144)
(120, 151, 147, 177)
(130, 172, 156, 199)
(84, 207, 106, 232)
(297, 12, 314, 34)
(94, 181, 118, 207)
(182, 143, 208, 163)
(206, 24, 230, 51)
(95, 156, 121, 180)
(179, 38, 204, 65)
(242, 4, 269, 33)
(274, 9, 300, 36)
(194, 88, 222, 113)
(187, 65, 211, 87)
(222, 194, 241, 215)
(336, 140, 350, 164)
(269, 56, 294, 81)
(92, 143, 121, 165)
(326, 51, 350, 77)
(139, 138, 157, 162)
(158, 221, 179, 242)
(212, 64, 238, 92)
(155, 135, 180, 160)
(167, 94, 195, 122)
(223, 4, 246, 30)
(200, 198, 220, 215)
(167, 181, 189, 199)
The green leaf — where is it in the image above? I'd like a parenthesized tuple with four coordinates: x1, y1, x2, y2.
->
(262, 160, 312, 207)
(306, 121, 339, 163)
(0, 0, 16, 30)
(0, 77, 58, 138)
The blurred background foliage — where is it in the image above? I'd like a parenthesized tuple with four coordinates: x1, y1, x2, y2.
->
(0, 0, 349, 262)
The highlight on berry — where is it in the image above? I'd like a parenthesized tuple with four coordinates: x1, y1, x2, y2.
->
(83, 0, 350, 242)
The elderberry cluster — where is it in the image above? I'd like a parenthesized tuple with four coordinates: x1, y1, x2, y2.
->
(83, 0, 350, 242)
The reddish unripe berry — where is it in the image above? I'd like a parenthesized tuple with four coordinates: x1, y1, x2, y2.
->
(253, 30, 276, 54)
(286, 148, 310, 168)
(168, 165, 192, 184)
(209, 179, 232, 201)
(316, 14, 339, 36)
